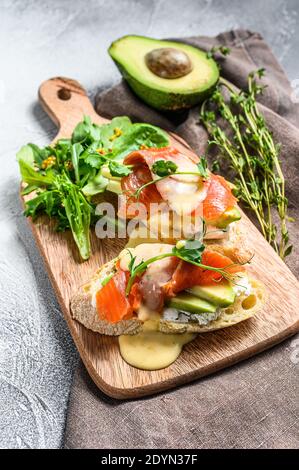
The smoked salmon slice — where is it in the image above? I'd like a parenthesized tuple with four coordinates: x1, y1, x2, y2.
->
(121, 162, 163, 217)
(96, 268, 141, 323)
(164, 250, 245, 296)
(121, 147, 236, 222)
(121, 147, 209, 218)
(96, 249, 244, 323)
(202, 174, 237, 223)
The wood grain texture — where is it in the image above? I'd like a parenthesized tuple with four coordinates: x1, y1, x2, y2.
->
(24, 77, 299, 399)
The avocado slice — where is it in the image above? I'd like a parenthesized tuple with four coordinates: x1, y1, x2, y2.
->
(188, 282, 235, 307)
(214, 206, 241, 229)
(106, 179, 122, 194)
(168, 293, 217, 314)
(100, 166, 122, 194)
(109, 35, 219, 111)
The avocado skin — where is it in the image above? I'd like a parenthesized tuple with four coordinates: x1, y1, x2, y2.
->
(109, 35, 219, 111)
(115, 62, 218, 110)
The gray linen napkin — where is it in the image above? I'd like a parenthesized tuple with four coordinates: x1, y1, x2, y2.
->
(64, 30, 299, 449)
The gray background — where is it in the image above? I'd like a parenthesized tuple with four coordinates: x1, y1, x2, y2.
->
(0, 0, 298, 449)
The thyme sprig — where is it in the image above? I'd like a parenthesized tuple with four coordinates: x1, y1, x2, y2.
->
(200, 69, 292, 259)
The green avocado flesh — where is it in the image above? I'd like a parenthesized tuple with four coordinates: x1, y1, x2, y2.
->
(188, 282, 235, 307)
(106, 179, 122, 194)
(214, 206, 241, 228)
(108, 35, 219, 110)
(168, 293, 217, 314)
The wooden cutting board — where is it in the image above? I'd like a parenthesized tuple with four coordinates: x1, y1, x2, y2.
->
(24, 76, 299, 399)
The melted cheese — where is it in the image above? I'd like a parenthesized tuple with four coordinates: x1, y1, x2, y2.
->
(119, 319, 196, 370)
(148, 152, 208, 216)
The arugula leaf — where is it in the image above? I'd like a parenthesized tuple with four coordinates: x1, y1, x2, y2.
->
(196, 157, 209, 179)
(21, 184, 39, 196)
(71, 143, 83, 184)
(19, 160, 54, 186)
(55, 174, 92, 260)
(108, 161, 132, 177)
(24, 190, 60, 219)
(18, 115, 171, 261)
(151, 159, 178, 177)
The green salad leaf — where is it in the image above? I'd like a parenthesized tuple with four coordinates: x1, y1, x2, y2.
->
(19, 160, 54, 186)
(55, 174, 93, 260)
(18, 114, 170, 260)
(108, 161, 132, 177)
(82, 172, 108, 197)
(111, 123, 169, 160)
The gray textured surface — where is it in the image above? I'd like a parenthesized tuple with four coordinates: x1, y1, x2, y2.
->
(0, 0, 298, 449)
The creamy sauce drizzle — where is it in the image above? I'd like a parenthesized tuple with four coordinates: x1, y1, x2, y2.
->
(119, 318, 196, 370)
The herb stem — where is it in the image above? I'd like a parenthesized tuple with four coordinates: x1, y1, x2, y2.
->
(132, 171, 206, 200)
(126, 251, 236, 295)
(200, 70, 292, 259)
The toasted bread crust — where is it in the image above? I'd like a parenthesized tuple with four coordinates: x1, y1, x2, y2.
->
(70, 260, 143, 336)
(205, 222, 253, 264)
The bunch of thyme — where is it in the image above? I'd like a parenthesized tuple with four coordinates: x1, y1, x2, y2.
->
(200, 69, 292, 259)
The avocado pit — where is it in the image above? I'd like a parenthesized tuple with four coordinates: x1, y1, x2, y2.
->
(145, 47, 193, 79)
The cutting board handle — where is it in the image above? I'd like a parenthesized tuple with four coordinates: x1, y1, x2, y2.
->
(38, 77, 108, 138)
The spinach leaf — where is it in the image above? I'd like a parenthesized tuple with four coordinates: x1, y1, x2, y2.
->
(72, 116, 99, 144)
(111, 123, 169, 160)
(99, 116, 132, 150)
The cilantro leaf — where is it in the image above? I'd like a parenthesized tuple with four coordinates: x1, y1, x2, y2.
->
(172, 239, 205, 264)
(85, 153, 106, 169)
(108, 161, 132, 177)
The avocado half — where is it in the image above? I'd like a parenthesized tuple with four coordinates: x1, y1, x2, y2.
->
(108, 35, 219, 111)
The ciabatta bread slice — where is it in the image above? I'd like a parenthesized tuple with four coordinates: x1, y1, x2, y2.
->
(70, 245, 266, 336)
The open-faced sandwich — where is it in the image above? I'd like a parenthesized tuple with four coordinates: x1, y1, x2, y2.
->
(71, 241, 266, 370)
(108, 146, 248, 252)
